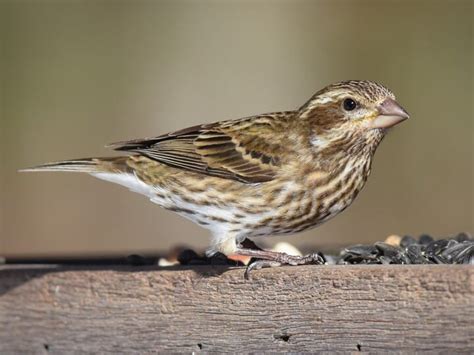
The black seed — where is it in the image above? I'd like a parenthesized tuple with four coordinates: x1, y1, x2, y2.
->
(443, 242, 474, 264)
(375, 242, 399, 256)
(340, 244, 379, 264)
(406, 244, 429, 264)
(400, 235, 417, 248)
(424, 239, 449, 257)
(454, 232, 472, 242)
(177, 249, 199, 265)
(338, 234, 472, 265)
(188, 258, 208, 265)
(445, 239, 459, 249)
(419, 234, 434, 245)
(209, 252, 230, 265)
(375, 242, 410, 264)
(430, 254, 448, 264)
(344, 244, 378, 257)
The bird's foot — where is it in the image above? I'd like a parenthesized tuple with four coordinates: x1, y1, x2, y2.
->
(236, 247, 325, 279)
(244, 260, 282, 279)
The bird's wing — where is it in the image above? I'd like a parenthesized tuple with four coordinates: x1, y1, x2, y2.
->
(108, 113, 294, 183)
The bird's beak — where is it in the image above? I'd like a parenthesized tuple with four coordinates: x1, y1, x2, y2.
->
(370, 98, 410, 129)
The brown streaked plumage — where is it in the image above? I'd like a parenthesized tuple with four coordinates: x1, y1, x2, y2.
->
(21, 80, 409, 277)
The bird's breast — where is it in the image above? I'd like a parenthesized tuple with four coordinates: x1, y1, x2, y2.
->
(250, 156, 372, 236)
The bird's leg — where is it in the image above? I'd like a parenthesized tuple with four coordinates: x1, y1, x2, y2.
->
(235, 247, 325, 279)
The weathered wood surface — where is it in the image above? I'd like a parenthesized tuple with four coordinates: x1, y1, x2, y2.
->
(0, 264, 472, 353)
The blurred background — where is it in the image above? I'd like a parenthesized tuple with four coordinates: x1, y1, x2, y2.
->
(1, 0, 472, 258)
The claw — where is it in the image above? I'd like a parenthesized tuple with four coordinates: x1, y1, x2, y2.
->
(244, 260, 282, 280)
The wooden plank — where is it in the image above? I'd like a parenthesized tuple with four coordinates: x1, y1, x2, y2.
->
(0, 264, 472, 353)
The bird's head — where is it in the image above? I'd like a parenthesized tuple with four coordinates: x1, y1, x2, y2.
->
(298, 80, 409, 155)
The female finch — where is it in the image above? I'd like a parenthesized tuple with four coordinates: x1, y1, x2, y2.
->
(23, 80, 409, 276)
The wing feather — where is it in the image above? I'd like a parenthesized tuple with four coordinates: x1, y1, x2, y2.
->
(109, 112, 294, 183)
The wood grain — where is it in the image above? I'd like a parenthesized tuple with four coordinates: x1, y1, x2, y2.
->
(0, 264, 473, 353)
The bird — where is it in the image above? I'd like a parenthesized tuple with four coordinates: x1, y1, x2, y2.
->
(22, 80, 409, 277)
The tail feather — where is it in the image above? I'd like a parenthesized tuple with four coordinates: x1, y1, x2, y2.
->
(19, 157, 131, 174)
(20, 156, 158, 198)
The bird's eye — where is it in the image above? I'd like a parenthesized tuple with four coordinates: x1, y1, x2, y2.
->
(343, 98, 357, 111)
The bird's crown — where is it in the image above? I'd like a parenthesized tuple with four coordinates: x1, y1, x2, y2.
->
(300, 80, 395, 114)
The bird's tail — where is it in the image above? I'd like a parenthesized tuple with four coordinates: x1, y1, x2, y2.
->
(19, 157, 132, 174)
